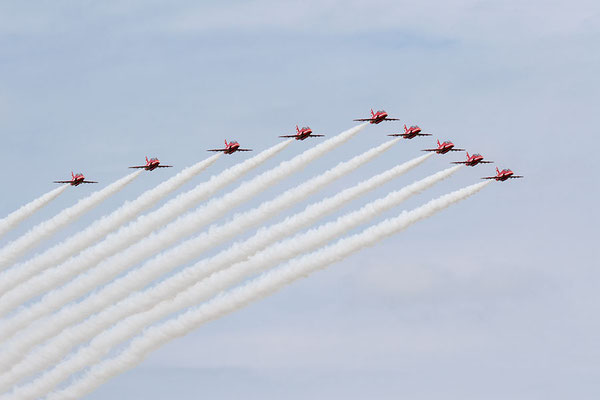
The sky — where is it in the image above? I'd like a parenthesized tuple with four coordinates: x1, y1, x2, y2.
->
(1, 0, 599, 398)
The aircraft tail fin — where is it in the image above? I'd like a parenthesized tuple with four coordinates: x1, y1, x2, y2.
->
(466, 152, 470, 158)
(296, 125, 299, 133)
(437, 139, 440, 147)
(71, 171, 74, 179)
(224, 139, 228, 146)
(404, 124, 408, 132)
(496, 166, 500, 174)
(370, 108, 374, 117)
(145, 156, 149, 164)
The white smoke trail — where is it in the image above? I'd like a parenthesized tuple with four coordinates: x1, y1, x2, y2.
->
(0, 138, 413, 391)
(0, 171, 142, 270)
(0, 124, 363, 354)
(0, 140, 290, 339)
(0, 186, 68, 239)
(3, 162, 451, 393)
(0, 155, 220, 296)
(31, 181, 491, 400)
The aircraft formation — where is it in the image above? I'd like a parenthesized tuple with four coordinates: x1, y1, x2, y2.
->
(53, 108, 522, 185)
(0, 109, 525, 399)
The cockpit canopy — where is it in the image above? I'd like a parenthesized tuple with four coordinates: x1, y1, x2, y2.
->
(410, 125, 419, 129)
(149, 158, 158, 162)
(301, 126, 310, 130)
(376, 110, 385, 113)
(472, 153, 481, 157)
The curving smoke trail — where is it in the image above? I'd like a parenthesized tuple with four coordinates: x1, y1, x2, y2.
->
(1, 162, 452, 395)
(27, 181, 491, 400)
(0, 140, 289, 341)
(0, 154, 220, 296)
(0, 124, 363, 357)
(0, 186, 68, 240)
(0, 137, 412, 391)
(0, 171, 142, 271)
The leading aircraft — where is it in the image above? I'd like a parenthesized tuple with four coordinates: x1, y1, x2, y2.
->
(129, 156, 172, 171)
(208, 140, 252, 154)
(279, 125, 324, 141)
(422, 139, 464, 154)
(388, 124, 432, 139)
(354, 109, 400, 124)
(482, 167, 523, 181)
(451, 152, 493, 166)
(54, 172, 98, 186)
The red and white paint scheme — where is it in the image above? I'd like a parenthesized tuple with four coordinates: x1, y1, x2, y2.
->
(354, 109, 400, 124)
(422, 139, 465, 154)
(482, 167, 523, 181)
(129, 156, 172, 171)
(388, 124, 432, 139)
(279, 125, 325, 141)
(451, 152, 493, 167)
(208, 139, 252, 154)
(54, 172, 98, 186)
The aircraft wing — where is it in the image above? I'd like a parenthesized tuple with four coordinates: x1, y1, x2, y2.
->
(237, 149, 253, 151)
(128, 165, 147, 169)
(479, 161, 494, 164)
(509, 175, 524, 178)
(481, 176, 497, 180)
(416, 133, 432, 136)
(450, 161, 468, 164)
(383, 118, 400, 121)
(309, 134, 325, 137)
(207, 148, 226, 152)
(82, 180, 98, 183)
(387, 133, 405, 137)
(449, 148, 465, 151)
(157, 165, 173, 168)
(53, 180, 72, 184)
(279, 135, 298, 138)
(353, 118, 374, 122)
(421, 148, 438, 152)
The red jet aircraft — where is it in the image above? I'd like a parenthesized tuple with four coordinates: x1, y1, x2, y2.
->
(388, 124, 432, 139)
(279, 125, 325, 141)
(54, 172, 98, 186)
(482, 167, 523, 181)
(129, 156, 172, 171)
(451, 152, 493, 166)
(208, 139, 252, 154)
(422, 139, 465, 154)
(354, 109, 400, 124)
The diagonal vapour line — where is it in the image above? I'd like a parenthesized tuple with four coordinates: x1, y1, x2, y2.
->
(0, 171, 142, 270)
(0, 186, 68, 240)
(0, 137, 412, 391)
(0, 124, 364, 358)
(0, 140, 290, 338)
(29, 181, 491, 400)
(0, 154, 220, 295)
(2, 162, 452, 394)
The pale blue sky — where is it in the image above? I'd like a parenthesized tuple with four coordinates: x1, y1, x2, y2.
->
(1, 1, 599, 398)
